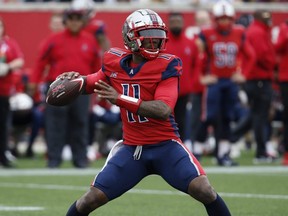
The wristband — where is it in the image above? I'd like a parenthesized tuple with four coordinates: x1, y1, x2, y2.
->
(116, 94, 142, 114)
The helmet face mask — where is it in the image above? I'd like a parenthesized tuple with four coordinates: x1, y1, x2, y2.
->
(122, 9, 168, 60)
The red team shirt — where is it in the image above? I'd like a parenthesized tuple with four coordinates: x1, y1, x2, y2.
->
(274, 22, 288, 82)
(31, 29, 101, 83)
(86, 48, 182, 145)
(165, 32, 201, 95)
(245, 20, 276, 80)
(0, 36, 24, 96)
(200, 25, 255, 78)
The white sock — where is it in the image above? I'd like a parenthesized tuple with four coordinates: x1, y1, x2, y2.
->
(218, 140, 231, 158)
(193, 141, 204, 155)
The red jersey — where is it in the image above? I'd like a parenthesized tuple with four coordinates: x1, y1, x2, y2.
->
(199, 25, 255, 78)
(31, 29, 101, 83)
(274, 22, 288, 82)
(86, 48, 182, 145)
(246, 21, 276, 80)
(0, 36, 24, 96)
(165, 32, 201, 95)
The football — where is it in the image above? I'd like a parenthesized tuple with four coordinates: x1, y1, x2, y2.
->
(46, 77, 85, 106)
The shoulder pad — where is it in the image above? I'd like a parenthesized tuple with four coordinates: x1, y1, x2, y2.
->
(157, 53, 175, 61)
(106, 48, 128, 57)
(162, 57, 182, 80)
(102, 48, 130, 73)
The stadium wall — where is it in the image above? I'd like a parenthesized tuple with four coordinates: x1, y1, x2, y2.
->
(0, 3, 287, 69)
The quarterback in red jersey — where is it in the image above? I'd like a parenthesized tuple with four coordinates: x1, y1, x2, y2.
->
(87, 47, 182, 145)
(64, 9, 231, 216)
(196, 0, 255, 166)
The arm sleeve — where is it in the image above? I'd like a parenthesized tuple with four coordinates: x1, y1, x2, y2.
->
(241, 36, 256, 77)
(154, 76, 179, 110)
(30, 38, 53, 83)
(85, 69, 107, 94)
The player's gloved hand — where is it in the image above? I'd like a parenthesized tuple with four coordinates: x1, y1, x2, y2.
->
(0, 62, 10, 77)
(200, 74, 218, 85)
(57, 71, 80, 80)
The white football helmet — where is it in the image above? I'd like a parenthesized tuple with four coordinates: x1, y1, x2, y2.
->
(212, 0, 235, 18)
(212, 0, 235, 32)
(71, 0, 94, 11)
(70, 0, 95, 18)
(9, 93, 33, 112)
(122, 9, 168, 60)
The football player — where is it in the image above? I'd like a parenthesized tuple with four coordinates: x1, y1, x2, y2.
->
(195, 0, 255, 166)
(62, 9, 231, 216)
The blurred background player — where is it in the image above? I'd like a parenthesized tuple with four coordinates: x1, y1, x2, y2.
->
(0, 16, 25, 168)
(274, 19, 288, 166)
(29, 8, 101, 168)
(245, 10, 277, 163)
(165, 12, 199, 146)
(195, 0, 255, 166)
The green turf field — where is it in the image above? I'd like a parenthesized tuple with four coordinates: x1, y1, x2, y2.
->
(1, 150, 288, 216)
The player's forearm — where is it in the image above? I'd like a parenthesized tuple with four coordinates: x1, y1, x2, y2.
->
(115, 94, 171, 120)
(137, 100, 172, 120)
(85, 70, 106, 94)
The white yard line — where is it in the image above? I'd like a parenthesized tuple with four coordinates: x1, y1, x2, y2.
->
(0, 182, 288, 200)
(0, 205, 44, 211)
(0, 166, 287, 177)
